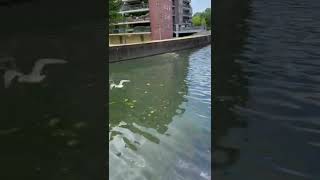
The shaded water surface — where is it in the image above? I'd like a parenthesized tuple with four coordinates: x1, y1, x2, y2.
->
(214, 0, 320, 179)
(0, 28, 107, 179)
(109, 45, 211, 180)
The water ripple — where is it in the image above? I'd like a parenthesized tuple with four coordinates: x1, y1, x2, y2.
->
(109, 45, 211, 180)
(215, 0, 320, 179)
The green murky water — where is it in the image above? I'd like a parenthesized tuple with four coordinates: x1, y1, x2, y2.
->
(109, 45, 211, 180)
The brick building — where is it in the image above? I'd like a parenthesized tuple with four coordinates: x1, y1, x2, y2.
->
(109, 0, 193, 44)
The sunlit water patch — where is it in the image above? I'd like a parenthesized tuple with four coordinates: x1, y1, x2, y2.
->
(109, 45, 211, 180)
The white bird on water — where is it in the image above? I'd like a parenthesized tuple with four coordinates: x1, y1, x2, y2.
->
(3, 58, 67, 88)
(110, 80, 130, 90)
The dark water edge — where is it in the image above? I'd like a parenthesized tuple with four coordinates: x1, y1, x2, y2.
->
(214, 0, 320, 179)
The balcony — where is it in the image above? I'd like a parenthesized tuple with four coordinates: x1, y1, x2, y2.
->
(174, 25, 206, 36)
(183, 4, 192, 10)
(183, 11, 192, 17)
(113, 14, 151, 25)
(122, 0, 141, 2)
(183, 17, 192, 23)
(120, 3, 149, 14)
(179, 26, 205, 31)
(109, 26, 151, 35)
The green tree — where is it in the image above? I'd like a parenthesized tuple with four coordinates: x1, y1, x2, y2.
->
(192, 8, 211, 29)
(203, 8, 211, 28)
(109, 0, 121, 23)
(192, 15, 202, 26)
(201, 18, 206, 26)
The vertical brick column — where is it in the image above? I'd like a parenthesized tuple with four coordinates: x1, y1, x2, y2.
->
(149, 0, 173, 40)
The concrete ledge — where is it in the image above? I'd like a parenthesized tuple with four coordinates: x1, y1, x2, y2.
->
(109, 34, 211, 62)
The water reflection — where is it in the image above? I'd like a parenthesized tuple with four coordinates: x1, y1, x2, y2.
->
(215, 0, 320, 179)
(109, 52, 189, 149)
(213, 0, 251, 172)
(0, 28, 107, 179)
(109, 46, 211, 180)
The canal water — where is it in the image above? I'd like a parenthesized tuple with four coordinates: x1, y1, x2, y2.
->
(214, 0, 320, 179)
(109, 45, 211, 180)
(0, 27, 107, 179)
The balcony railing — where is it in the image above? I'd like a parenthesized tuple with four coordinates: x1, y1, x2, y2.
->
(182, 20, 192, 24)
(120, 3, 149, 12)
(183, 11, 192, 16)
(110, 26, 151, 34)
(124, 15, 150, 22)
(112, 14, 150, 25)
(183, 4, 191, 9)
(180, 26, 205, 31)
(122, 0, 141, 2)
(174, 25, 206, 32)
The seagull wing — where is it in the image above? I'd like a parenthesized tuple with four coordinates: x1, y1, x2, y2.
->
(119, 80, 130, 86)
(110, 83, 115, 90)
(4, 70, 23, 88)
(31, 58, 68, 75)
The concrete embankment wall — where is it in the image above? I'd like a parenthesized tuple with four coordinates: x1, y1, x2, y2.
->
(109, 34, 211, 62)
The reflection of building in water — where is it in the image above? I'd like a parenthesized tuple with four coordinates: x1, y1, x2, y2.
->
(109, 53, 189, 151)
(213, 0, 251, 172)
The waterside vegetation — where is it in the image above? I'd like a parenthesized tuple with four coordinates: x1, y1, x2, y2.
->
(192, 8, 211, 29)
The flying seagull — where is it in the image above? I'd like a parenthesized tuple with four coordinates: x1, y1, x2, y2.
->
(3, 58, 67, 88)
(110, 80, 130, 90)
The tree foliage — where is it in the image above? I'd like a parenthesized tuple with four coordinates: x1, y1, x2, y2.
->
(109, 0, 121, 23)
(203, 8, 211, 27)
(192, 15, 202, 26)
(201, 18, 206, 26)
(192, 8, 211, 29)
